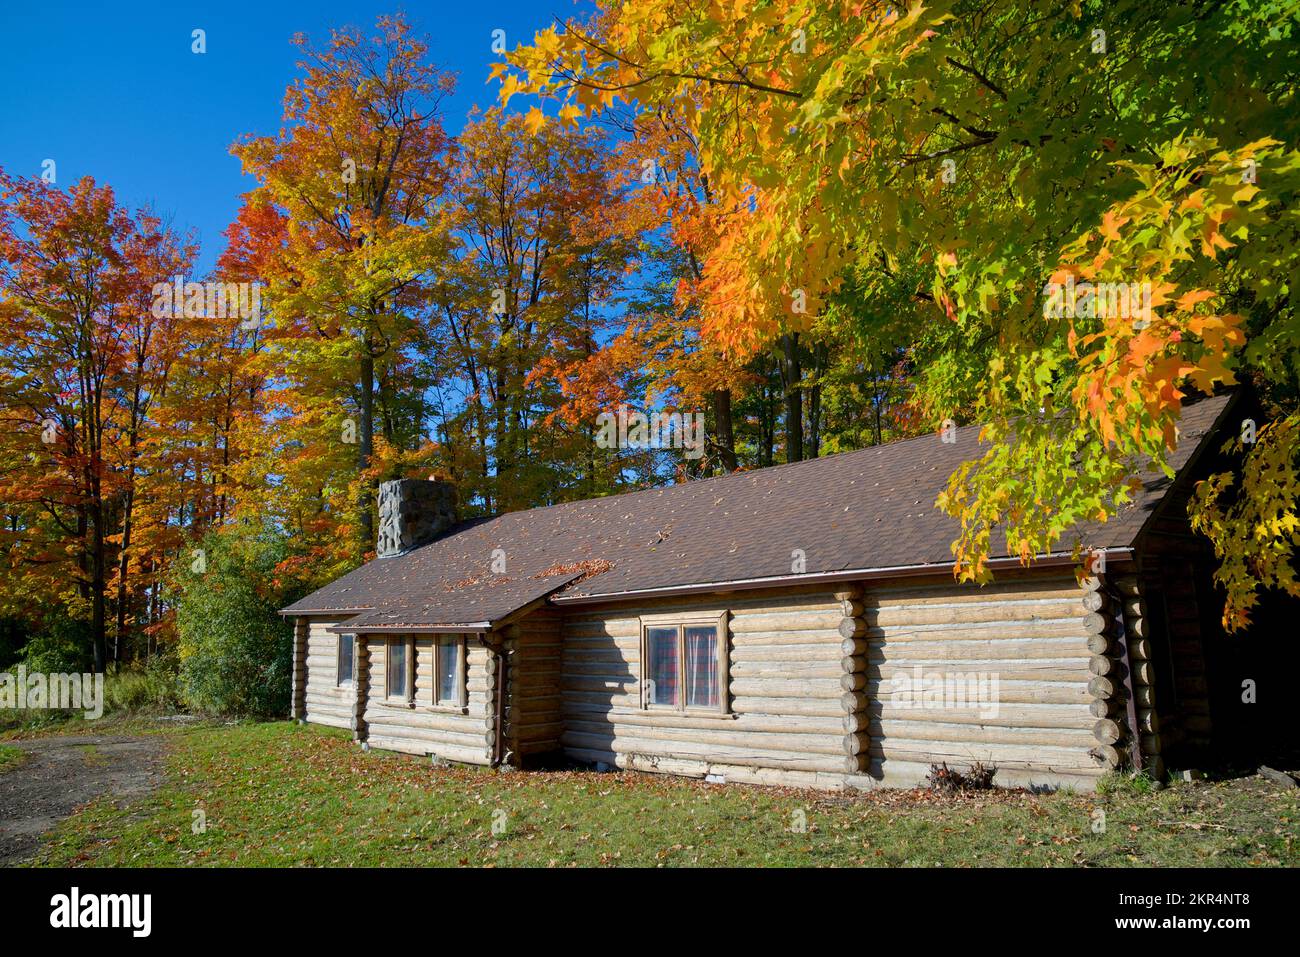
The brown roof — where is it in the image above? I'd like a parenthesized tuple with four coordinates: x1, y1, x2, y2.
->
(282, 393, 1235, 627)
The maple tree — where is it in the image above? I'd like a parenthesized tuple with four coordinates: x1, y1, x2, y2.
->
(231, 15, 456, 562)
(501, 0, 1300, 627)
(0, 173, 194, 668)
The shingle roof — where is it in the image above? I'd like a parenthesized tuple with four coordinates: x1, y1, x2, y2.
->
(282, 392, 1235, 627)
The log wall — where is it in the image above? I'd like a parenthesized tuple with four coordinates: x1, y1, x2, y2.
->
(360, 635, 493, 766)
(558, 586, 860, 790)
(848, 574, 1106, 790)
(503, 608, 565, 759)
(303, 618, 353, 730)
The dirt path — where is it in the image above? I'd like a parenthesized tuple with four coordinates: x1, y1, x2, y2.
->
(0, 735, 164, 865)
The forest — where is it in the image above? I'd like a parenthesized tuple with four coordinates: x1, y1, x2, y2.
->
(0, 2, 1296, 711)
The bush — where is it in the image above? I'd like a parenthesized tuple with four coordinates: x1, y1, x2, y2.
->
(927, 761, 998, 793)
(105, 654, 182, 713)
(20, 611, 94, 674)
(170, 527, 300, 718)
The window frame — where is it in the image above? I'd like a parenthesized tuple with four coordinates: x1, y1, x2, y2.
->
(385, 635, 415, 707)
(638, 611, 730, 715)
(433, 634, 467, 710)
(336, 633, 356, 687)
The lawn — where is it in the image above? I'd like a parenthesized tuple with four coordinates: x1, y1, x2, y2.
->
(21, 721, 1299, 867)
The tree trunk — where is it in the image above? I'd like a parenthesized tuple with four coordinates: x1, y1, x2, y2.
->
(358, 346, 375, 554)
(711, 388, 738, 472)
(780, 333, 803, 463)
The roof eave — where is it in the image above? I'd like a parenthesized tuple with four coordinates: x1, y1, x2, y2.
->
(549, 549, 1135, 607)
(325, 621, 491, 634)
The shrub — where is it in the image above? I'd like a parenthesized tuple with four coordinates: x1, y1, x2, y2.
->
(170, 527, 300, 718)
(927, 761, 998, 793)
(20, 611, 94, 674)
(105, 654, 182, 713)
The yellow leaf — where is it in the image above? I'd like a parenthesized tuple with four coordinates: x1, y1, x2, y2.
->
(558, 103, 581, 128)
(524, 107, 546, 136)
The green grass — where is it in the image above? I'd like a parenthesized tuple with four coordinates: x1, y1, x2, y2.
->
(25, 722, 1300, 867)
(0, 743, 26, 772)
(0, 710, 205, 741)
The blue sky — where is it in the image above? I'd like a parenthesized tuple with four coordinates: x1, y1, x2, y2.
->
(0, 0, 581, 273)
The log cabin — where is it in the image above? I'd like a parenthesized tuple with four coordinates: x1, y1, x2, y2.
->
(281, 392, 1266, 791)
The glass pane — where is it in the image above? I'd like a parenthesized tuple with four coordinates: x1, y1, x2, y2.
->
(338, 634, 354, 685)
(646, 626, 679, 706)
(437, 637, 459, 704)
(388, 639, 407, 698)
(684, 626, 718, 709)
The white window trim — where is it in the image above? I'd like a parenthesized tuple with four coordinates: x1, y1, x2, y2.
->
(638, 611, 730, 716)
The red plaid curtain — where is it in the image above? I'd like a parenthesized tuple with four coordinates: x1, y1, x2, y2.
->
(647, 627, 678, 705)
(684, 626, 717, 708)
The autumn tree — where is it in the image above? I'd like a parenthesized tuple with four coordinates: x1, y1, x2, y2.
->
(503, 0, 1300, 626)
(231, 14, 455, 561)
(0, 172, 193, 669)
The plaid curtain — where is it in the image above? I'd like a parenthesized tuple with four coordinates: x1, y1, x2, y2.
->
(647, 627, 678, 705)
(684, 626, 717, 708)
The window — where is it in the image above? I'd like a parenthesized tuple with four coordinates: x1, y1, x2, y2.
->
(337, 634, 355, 686)
(640, 614, 729, 714)
(386, 636, 412, 703)
(435, 635, 464, 707)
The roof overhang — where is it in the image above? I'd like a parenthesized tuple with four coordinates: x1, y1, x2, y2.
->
(325, 621, 490, 634)
(550, 548, 1135, 606)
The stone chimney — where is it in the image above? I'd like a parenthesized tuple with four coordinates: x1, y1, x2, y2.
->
(376, 477, 458, 558)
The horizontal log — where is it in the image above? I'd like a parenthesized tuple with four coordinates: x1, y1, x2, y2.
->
(870, 680, 1090, 705)
(729, 696, 847, 718)
(867, 619, 1089, 642)
(842, 733, 869, 755)
(867, 635, 1092, 661)
(730, 644, 841, 664)
(839, 618, 867, 639)
(1086, 633, 1112, 655)
(1089, 698, 1117, 719)
(730, 659, 841, 678)
(1082, 612, 1111, 635)
(1081, 591, 1110, 613)
(871, 739, 1098, 771)
(1090, 744, 1121, 768)
(840, 672, 867, 692)
(730, 677, 843, 698)
(729, 611, 843, 634)
(1113, 577, 1141, 597)
(1089, 655, 1114, 676)
(841, 691, 867, 713)
(1093, 718, 1122, 745)
(1087, 676, 1115, 699)
(867, 701, 1093, 729)
(867, 660, 1092, 683)
(865, 599, 1082, 629)
(559, 734, 851, 773)
(870, 720, 1096, 749)
(561, 707, 842, 735)
(563, 720, 843, 755)
(872, 577, 1083, 604)
(840, 637, 869, 656)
